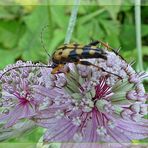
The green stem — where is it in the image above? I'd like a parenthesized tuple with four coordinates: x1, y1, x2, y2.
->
(64, 0, 80, 44)
(135, 0, 143, 71)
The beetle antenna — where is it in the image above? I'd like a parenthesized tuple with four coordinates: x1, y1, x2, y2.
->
(40, 25, 51, 58)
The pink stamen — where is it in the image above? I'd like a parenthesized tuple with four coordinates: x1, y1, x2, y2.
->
(94, 77, 112, 100)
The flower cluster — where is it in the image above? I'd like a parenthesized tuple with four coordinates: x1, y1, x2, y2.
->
(0, 61, 53, 128)
(0, 50, 147, 145)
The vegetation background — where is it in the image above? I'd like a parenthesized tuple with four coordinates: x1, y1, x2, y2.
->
(0, 0, 147, 147)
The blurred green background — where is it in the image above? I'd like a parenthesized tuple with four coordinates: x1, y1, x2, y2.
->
(0, 0, 147, 146)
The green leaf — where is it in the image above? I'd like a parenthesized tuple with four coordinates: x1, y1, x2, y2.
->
(105, 33, 120, 48)
(122, 46, 148, 71)
(142, 46, 148, 55)
(98, 0, 122, 20)
(100, 19, 120, 34)
(18, 31, 44, 61)
(119, 24, 136, 50)
(19, 6, 51, 62)
(79, 8, 105, 25)
(0, 6, 15, 19)
(48, 29, 65, 55)
(76, 23, 93, 43)
(76, 15, 106, 44)
(0, 20, 25, 49)
(141, 24, 148, 37)
(99, 19, 120, 47)
(23, 6, 49, 32)
(120, 0, 133, 11)
(0, 48, 21, 68)
(50, 6, 68, 29)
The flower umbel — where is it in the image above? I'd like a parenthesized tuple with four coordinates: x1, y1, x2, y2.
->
(35, 51, 147, 143)
(0, 61, 53, 128)
(0, 51, 148, 144)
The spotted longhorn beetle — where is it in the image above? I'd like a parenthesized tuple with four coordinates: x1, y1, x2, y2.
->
(0, 40, 122, 80)
(50, 40, 122, 79)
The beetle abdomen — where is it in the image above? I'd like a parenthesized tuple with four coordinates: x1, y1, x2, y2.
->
(69, 46, 107, 60)
(52, 44, 107, 64)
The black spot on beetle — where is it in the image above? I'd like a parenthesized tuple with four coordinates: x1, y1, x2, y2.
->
(59, 51, 63, 55)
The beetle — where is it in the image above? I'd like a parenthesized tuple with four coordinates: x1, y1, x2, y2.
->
(40, 25, 121, 77)
(51, 42, 106, 73)
(0, 40, 122, 80)
(50, 40, 122, 79)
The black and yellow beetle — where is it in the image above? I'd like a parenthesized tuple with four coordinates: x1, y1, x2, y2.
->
(51, 41, 106, 73)
(50, 40, 121, 79)
(0, 40, 121, 79)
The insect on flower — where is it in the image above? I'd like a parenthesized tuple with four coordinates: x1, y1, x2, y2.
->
(0, 40, 122, 80)
(50, 40, 122, 79)
(0, 37, 148, 145)
(36, 25, 123, 78)
(0, 23, 124, 81)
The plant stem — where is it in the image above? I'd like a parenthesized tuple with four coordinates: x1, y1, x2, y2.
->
(135, 0, 143, 71)
(64, 0, 80, 44)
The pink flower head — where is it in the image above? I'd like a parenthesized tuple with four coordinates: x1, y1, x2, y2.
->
(33, 51, 148, 144)
(0, 50, 147, 145)
(0, 61, 53, 128)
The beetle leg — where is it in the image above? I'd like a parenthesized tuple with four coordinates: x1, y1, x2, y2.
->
(88, 40, 112, 50)
(88, 40, 100, 46)
(51, 64, 64, 74)
(98, 40, 111, 50)
(88, 40, 124, 56)
(76, 60, 122, 79)
(51, 64, 71, 75)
